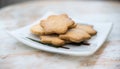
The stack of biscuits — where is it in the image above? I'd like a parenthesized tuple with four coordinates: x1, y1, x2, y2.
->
(31, 14, 97, 46)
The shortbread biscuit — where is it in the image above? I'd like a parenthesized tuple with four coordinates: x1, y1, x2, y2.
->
(69, 23, 77, 28)
(40, 35, 65, 46)
(40, 14, 75, 34)
(31, 24, 44, 35)
(59, 28, 91, 43)
(76, 24, 97, 35)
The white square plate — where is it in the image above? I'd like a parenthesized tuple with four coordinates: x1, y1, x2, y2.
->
(7, 12, 113, 56)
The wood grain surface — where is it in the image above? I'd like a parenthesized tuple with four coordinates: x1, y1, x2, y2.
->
(0, 1, 120, 69)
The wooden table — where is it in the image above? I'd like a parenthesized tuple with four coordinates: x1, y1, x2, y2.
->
(0, 1, 120, 69)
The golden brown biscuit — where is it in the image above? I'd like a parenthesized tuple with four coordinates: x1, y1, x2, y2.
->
(40, 35, 65, 46)
(40, 14, 75, 34)
(30, 24, 44, 35)
(59, 28, 91, 43)
(69, 23, 77, 28)
(76, 24, 97, 35)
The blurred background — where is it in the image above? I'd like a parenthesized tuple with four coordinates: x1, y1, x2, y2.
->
(0, 0, 120, 8)
(0, 0, 26, 8)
